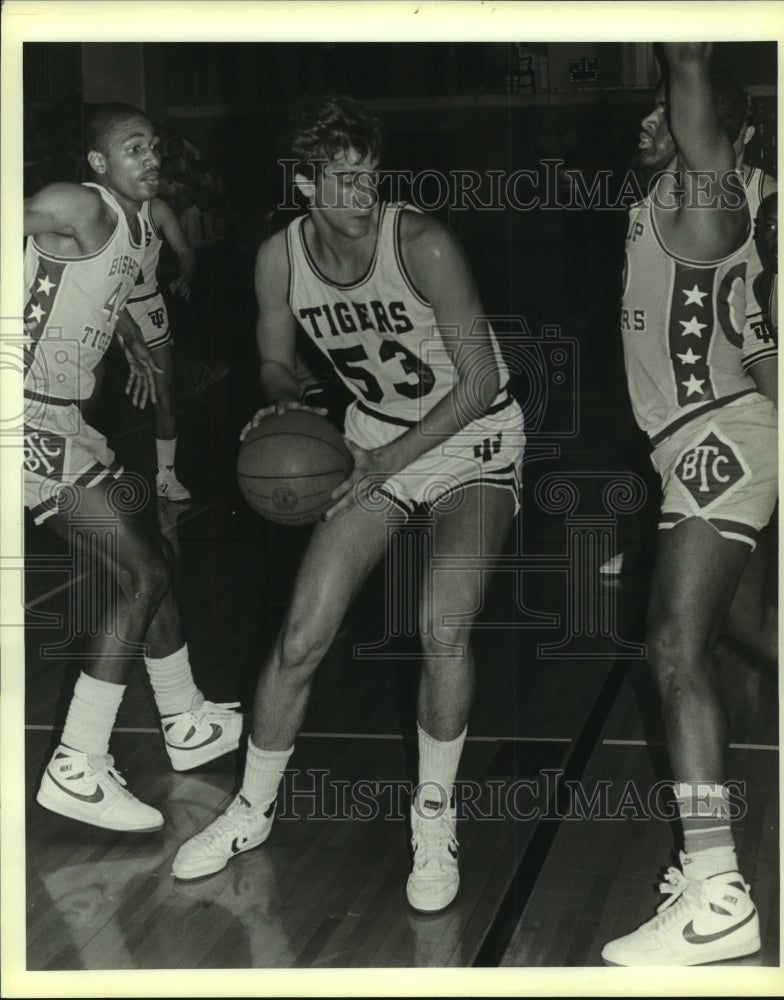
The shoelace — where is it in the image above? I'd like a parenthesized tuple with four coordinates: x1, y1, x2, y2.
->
(85, 754, 134, 799)
(193, 797, 255, 848)
(412, 812, 458, 871)
(647, 868, 702, 930)
(194, 700, 241, 718)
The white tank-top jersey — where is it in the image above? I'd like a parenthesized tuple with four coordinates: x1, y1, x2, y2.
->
(621, 172, 759, 446)
(286, 201, 511, 424)
(24, 183, 144, 401)
(743, 166, 778, 367)
(128, 199, 163, 302)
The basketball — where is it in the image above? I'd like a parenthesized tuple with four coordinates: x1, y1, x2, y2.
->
(237, 409, 354, 525)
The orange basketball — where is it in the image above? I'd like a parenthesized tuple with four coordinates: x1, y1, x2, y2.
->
(237, 409, 353, 525)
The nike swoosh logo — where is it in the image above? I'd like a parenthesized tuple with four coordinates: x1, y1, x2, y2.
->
(683, 908, 756, 945)
(47, 768, 104, 804)
(166, 723, 222, 751)
(231, 836, 249, 854)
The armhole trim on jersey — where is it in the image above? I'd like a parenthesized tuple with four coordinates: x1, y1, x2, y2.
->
(648, 175, 752, 268)
(29, 237, 109, 264)
(84, 181, 143, 252)
(285, 220, 297, 306)
(393, 204, 432, 308)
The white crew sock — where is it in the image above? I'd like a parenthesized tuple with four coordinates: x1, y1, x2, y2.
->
(156, 437, 177, 469)
(414, 721, 467, 815)
(61, 671, 126, 757)
(144, 644, 202, 717)
(241, 737, 294, 808)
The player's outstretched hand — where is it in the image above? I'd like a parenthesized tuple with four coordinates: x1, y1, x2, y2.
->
(169, 275, 191, 300)
(323, 438, 389, 520)
(122, 337, 163, 408)
(239, 399, 329, 441)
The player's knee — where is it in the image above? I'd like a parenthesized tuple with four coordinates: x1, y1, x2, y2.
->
(118, 544, 173, 606)
(645, 621, 710, 692)
(420, 620, 471, 659)
(277, 619, 332, 677)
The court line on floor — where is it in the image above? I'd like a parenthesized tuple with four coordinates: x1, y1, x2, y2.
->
(23, 724, 777, 751)
(23, 724, 573, 743)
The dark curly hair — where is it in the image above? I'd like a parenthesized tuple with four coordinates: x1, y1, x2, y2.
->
(282, 93, 384, 179)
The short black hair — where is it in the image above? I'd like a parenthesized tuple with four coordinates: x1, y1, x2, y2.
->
(84, 101, 148, 156)
(282, 93, 384, 179)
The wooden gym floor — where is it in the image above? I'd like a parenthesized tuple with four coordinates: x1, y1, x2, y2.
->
(16, 319, 779, 980)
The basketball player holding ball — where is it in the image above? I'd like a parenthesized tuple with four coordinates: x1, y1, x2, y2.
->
(173, 94, 525, 912)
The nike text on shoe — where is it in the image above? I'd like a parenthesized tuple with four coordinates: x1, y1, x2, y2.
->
(601, 863, 760, 966)
(406, 801, 459, 913)
(36, 746, 164, 833)
(171, 792, 276, 880)
(163, 700, 243, 771)
(156, 466, 191, 502)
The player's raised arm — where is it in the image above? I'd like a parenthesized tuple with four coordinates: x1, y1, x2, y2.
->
(663, 42, 735, 175)
(24, 182, 102, 239)
(659, 43, 748, 257)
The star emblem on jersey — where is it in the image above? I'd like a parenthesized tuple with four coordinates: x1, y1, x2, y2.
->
(669, 263, 716, 407)
(28, 302, 45, 324)
(675, 348, 701, 366)
(681, 374, 706, 397)
(682, 284, 709, 307)
(679, 316, 707, 338)
(674, 426, 750, 511)
(37, 274, 56, 296)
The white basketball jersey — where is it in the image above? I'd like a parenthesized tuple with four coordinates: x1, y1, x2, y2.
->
(286, 202, 510, 424)
(128, 199, 164, 301)
(24, 183, 144, 401)
(621, 173, 763, 445)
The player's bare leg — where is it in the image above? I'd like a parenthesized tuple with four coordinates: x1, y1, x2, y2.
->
(602, 518, 761, 964)
(408, 484, 515, 912)
(152, 342, 177, 442)
(646, 519, 753, 782)
(722, 521, 777, 670)
(250, 500, 398, 750)
(172, 499, 396, 879)
(37, 480, 175, 831)
(154, 342, 190, 502)
(37, 479, 241, 832)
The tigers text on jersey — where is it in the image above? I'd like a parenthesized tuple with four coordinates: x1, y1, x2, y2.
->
(621, 174, 761, 446)
(128, 199, 164, 303)
(286, 201, 511, 424)
(24, 183, 144, 401)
